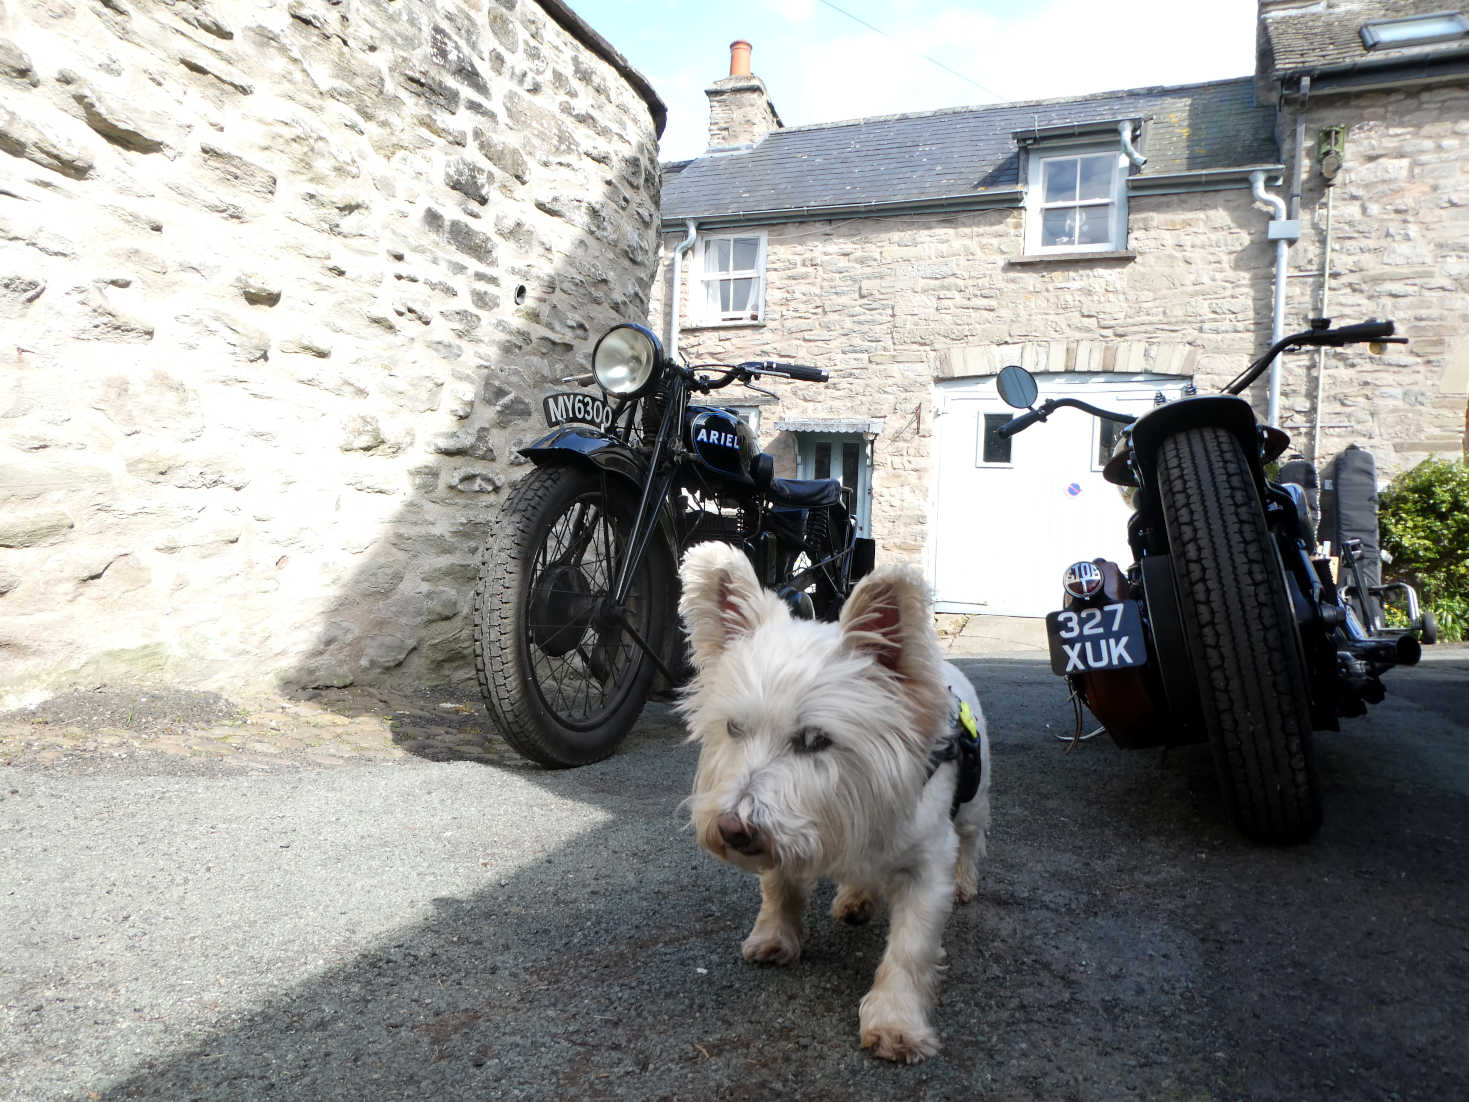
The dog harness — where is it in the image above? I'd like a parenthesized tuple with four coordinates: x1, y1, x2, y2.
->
(927, 689, 984, 819)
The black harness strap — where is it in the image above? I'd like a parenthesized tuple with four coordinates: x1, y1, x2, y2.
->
(926, 689, 984, 819)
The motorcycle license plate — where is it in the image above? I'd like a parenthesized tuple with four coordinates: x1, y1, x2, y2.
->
(1045, 601, 1146, 675)
(542, 391, 612, 430)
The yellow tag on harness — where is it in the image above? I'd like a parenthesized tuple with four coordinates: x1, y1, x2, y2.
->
(957, 699, 979, 741)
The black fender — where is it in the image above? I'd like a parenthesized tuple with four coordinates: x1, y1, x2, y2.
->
(518, 425, 680, 560)
(1129, 395, 1268, 493)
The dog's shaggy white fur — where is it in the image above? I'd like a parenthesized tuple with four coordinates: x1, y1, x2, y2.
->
(678, 542, 991, 1063)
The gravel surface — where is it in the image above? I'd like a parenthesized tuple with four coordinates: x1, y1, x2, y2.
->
(3, 650, 1467, 1101)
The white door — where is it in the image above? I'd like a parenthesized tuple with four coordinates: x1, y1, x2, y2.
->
(931, 374, 1188, 617)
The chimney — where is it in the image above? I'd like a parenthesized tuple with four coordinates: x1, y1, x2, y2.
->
(705, 40, 782, 150)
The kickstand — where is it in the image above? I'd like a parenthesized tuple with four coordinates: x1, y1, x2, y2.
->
(1060, 688, 1104, 753)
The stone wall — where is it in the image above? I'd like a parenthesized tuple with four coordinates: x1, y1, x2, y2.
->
(1272, 83, 1469, 472)
(651, 186, 1278, 558)
(0, 0, 661, 704)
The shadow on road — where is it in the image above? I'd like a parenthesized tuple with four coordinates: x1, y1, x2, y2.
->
(82, 655, 1469, 1100)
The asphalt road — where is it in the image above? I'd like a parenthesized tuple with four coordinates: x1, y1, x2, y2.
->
(3, 649, 1467, 1101)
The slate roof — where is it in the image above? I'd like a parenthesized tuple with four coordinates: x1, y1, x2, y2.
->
(1258, 0, 1469, 76)
(661, 79, 1279, 226)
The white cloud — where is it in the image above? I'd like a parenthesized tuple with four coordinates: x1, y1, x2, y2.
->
(652, 0, 1257, 161)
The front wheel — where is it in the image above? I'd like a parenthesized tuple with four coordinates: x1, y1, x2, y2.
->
(473, 465, 670, 767)
(1156, 426, 1322, 843)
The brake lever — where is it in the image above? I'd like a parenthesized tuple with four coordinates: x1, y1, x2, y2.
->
(742, 379, 778, 401)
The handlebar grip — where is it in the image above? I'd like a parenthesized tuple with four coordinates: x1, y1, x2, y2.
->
(765, 361, 828, 382)
(996, 409, 1045, 438)
(1322, 319, 1395, 344)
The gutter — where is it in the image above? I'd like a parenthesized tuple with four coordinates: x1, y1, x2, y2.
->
(1275, 42, 1469, 97)
(661, 188, 1024, 232)
(668, 164, 1292, 231)
(1127, 164, 1285, 196)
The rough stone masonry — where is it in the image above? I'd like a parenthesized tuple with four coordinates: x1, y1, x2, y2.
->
(0, 0, 662, 703)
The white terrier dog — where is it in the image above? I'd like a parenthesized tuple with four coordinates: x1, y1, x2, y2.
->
(678, 542, 991, 1063)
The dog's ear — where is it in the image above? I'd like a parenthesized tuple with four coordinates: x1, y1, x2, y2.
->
(679, 542, 778, 667)
(838, 566, 934, 676)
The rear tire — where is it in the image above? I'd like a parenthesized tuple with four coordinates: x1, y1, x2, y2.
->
(1156, 426, 1322, 843)
(472, 465, 669, 768)
(800, 505, 852, 622)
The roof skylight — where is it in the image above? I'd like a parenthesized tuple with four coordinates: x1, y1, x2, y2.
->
(1360, 11, 1469, 50)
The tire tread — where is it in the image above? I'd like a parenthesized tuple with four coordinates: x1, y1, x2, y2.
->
(1157, 427, 1322, 843)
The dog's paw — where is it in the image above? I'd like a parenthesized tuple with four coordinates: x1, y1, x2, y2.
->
(831, 885, 876, 925)
(954, 871, 980, 905)
(859, 1021, 940, 1064)
(741, 926, 801, 965)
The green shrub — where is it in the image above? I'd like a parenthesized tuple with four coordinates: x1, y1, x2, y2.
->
(1379, 457, 1469, 642)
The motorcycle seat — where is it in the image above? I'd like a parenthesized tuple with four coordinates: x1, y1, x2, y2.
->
(768, 477, 842, 508)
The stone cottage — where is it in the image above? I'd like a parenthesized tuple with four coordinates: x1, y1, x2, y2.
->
(0, 0, 664, 704)
(653, 1, 1469, 618)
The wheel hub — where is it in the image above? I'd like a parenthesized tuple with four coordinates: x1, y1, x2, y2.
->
(529, 562, 599, 657)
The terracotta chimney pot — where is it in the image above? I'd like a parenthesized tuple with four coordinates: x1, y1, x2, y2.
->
(729, 40, 752, 77)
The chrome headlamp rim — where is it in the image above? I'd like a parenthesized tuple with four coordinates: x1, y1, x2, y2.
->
(592, 323, 663, 399)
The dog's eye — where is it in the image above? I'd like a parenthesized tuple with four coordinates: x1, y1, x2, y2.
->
(793, 727, 832, 754)
(726, 720, 748, 740)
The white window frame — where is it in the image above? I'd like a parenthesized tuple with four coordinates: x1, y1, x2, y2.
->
(690, 231, 767, 325)
(1024, 145, 1129, 255)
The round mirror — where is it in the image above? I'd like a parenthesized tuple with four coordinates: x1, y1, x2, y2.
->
(996, 364, 1038, 409)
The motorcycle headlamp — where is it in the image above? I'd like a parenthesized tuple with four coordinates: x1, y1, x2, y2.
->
(592, 324, 662, 398)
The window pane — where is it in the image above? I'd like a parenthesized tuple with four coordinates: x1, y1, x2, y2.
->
(1097, 417, 1127, 467)
(705, 239, 731, 274)
(732, 237, 759, 270)
(1042, 208, 1075, 247)
(728, 277, 753, 313)
(981, 414, 1012, 464)
(1078, 154, 1114, 201)
(814, 442, 832, 480)
(718, 280, 732, 311)
(1043, 158, 1077, 203)
(1076, 206, 1112, 245)
(842, 441, 860, 492)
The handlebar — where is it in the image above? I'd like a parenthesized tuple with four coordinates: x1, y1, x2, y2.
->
(682, 359, 829, 391)
(996, 406, 1049, 438)
(748, 361, 828, 383)
(997, 396, 1132, 439)
(1225, 318, 1404, 395)
(1314, 319, 1395, 345)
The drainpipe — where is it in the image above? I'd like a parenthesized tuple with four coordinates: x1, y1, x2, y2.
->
(1119, 121, 1146, 167)
(1250, 76, 1310, 429)
(668, 219, 698, 360)
(1311, 184, 1335, 464)
(1250, 170, 1292, 427)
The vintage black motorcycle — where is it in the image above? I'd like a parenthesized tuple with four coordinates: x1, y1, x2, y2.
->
(474, 323, 875, 768)
(995, 318, 1434, 844)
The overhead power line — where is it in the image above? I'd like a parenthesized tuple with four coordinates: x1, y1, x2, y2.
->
(814, 0, 1009, 101)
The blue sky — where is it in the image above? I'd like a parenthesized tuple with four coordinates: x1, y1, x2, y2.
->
(568, 0, 1260, 161)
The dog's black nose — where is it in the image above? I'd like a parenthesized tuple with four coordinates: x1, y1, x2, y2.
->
(717, 812, 761, 854)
